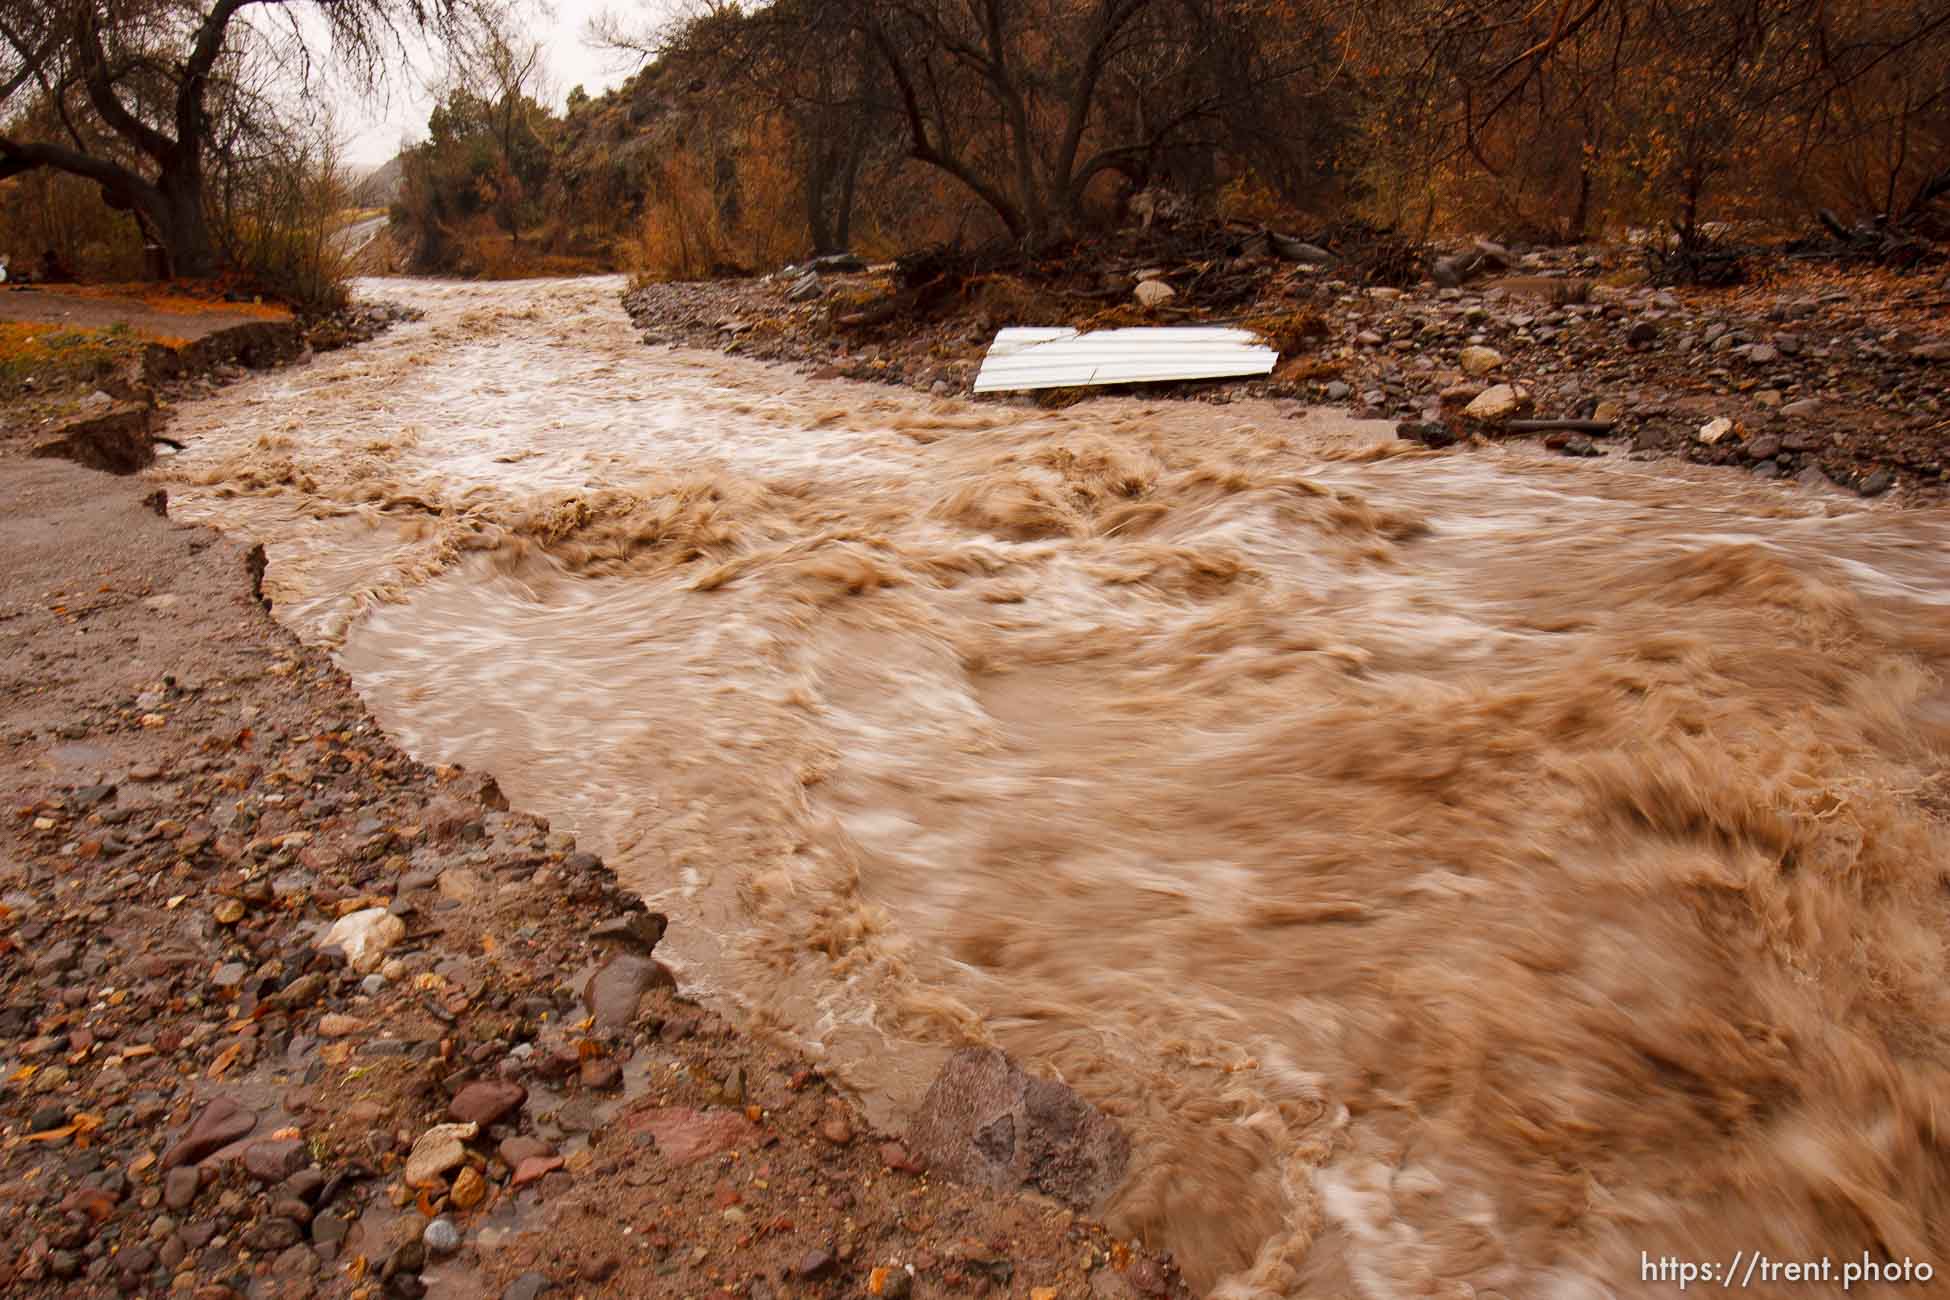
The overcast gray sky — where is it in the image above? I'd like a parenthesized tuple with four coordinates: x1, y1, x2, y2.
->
(337, 0, 661, 167)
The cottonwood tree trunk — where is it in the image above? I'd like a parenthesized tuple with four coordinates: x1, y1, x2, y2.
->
(9, 141, 218, 278)
(1, 5, 233, 278)
(154, 169, 218, 276)
(804, 127, 868, 254)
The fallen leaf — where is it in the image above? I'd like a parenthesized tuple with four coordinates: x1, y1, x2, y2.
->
(207, 1041, 244, 1079)
(22, 1124, 77, 1143)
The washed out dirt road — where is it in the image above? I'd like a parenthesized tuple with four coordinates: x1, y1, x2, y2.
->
(158, 276, 1950, 1297)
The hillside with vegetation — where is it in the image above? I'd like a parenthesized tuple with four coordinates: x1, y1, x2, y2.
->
(384, 0, 1948, 281)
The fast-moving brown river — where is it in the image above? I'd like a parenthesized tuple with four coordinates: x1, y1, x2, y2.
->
(161, 277, 1950, 1298)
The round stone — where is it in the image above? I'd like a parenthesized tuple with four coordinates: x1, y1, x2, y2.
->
(423, 1217, 461, 1255)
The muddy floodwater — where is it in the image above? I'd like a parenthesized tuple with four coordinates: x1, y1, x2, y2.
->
(160, 277, 1950, 1298)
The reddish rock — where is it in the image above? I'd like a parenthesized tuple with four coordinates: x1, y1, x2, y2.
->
(449, 1080, 527, 1127)
(1125, 1255, 1171, 1295)
(59, 1187, 119, 1223)
(272, 1242, 317, 1278)
(589, 910, 667, 954)
(241, 1138, 307, 1183)
(422, 796, 475, 841)
(582, 952, 675, 1031)
(243, 1217, 304, 1251)
(499, 1136, 555, 1167)
(161, 1097, 256, 1171)
(628, 1107, 760, 1166)
(474, 775, 509, 812)
(819, 1099, 854, 1146)
(794, 1250, 837, 1279)
(512, 1155, 564, 1187)
(879, 1141, 925, 1173)
(163, 1166, 201, 1210)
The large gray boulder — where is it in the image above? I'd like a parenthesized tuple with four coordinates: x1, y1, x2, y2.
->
(906, 1047, 1130, 1211)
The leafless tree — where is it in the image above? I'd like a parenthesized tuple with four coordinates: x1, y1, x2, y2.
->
(606, 0, 1337, 250)
(446, 18, 548, 242)
(1, 0, 499, 276)
(1361, 0, 1950, 235)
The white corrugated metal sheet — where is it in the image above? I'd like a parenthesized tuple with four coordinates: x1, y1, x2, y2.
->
(971, 326, 1278, 393)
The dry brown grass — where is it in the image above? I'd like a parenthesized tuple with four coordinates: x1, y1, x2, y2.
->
(0, 322, 176, 400)
(59, 284, 291, 320)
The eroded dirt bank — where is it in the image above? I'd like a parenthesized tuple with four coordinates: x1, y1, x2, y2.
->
(137, 275, 1950, 1298)
(0, 400, 1182, 1297)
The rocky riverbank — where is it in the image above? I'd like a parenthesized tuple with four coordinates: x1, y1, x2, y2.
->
(0, 453, 1188, 1293)
(622, 240, 1950, 502)
(3, 297, 416, 470)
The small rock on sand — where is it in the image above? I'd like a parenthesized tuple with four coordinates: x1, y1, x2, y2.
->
(450, 1081, 527, 1127)
(583, 951, 674, 1031)
(404, 1122, 478, 1189)
(1463, 384, 1525, 422)
(319, 907, 405, 973)
(161, 1097, 255, 1171)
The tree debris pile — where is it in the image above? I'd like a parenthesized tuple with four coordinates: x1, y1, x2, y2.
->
(1786, 210, 1949, 270)
(825, 219, 1425, 342)
(624, 234, 1950, 501)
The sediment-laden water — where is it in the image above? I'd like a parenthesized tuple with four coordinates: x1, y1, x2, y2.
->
(160, 276, 1950, 1298)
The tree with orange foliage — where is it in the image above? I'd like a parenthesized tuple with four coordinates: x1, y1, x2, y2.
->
(1355, 0, 1950, 239)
